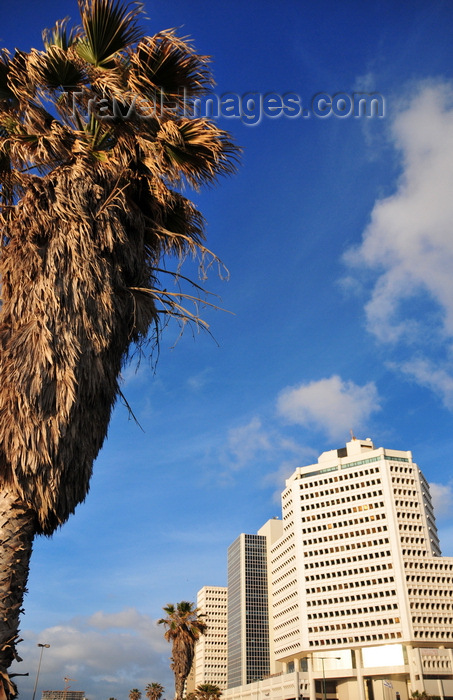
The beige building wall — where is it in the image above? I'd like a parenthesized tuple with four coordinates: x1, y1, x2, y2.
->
(193, 586, 228, 690)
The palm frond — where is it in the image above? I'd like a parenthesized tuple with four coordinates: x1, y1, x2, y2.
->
(153, 117, 239, 189)
(77, 0, 145, 68)
(128, 32, 212, 107)
(0, 51, 18, 107)
(28, 46, 86, 93)
(42, 17, 78, 51)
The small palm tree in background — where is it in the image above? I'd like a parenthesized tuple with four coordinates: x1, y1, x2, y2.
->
(194, 683, 222, 700)
(158, 601, 207, 700)
(0, 0, 237, 696)
(129, 690, 142, 700)
(146, 682, 164, 700)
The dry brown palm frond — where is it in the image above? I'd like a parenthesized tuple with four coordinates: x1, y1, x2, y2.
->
(6, 51, 36, 106)
(152, 117, 239, 189)
(26, 46, 86, 95)
(127, 31, 212, 108)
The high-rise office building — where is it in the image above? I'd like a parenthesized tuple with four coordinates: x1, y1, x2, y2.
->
(227, 533, 271, 688)
(220, 438, 453, 700)
(193, 586, 228, 690)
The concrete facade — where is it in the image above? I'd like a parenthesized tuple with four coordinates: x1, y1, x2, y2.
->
(193, 586, 229, 690)
(221, 439, 453, 700)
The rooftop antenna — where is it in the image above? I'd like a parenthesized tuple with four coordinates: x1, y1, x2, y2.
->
(350, 429, 356, 440)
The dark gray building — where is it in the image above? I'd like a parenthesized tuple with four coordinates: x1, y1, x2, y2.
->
(227, 533, 270, 688)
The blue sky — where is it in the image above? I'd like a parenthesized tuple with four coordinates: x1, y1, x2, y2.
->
(3, 1, 453, 698)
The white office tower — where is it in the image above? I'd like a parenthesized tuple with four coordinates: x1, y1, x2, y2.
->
(193, 586, 228, 690)
(224, 438, 453, 700)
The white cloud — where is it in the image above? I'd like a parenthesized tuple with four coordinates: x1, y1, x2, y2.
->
(346, 81, 453, 342)
(12, 609, 172, 700)
(429, 481, 453, 518)
(277, 375, 380, 441)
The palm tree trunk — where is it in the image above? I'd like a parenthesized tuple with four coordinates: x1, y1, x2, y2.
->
(0, 489, 37, 700)
(174, 673, 186, 700)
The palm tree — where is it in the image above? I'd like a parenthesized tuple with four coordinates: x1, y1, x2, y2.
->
(194, 684, 222, 700)
(158, 601, 207, 700)
(0, 1, 237, 696)
(129, 690, 142, 700)
(145, 682, 164, 700)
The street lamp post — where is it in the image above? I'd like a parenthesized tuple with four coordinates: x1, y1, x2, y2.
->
(32, 643, 50, 700)
(318, 657, 341, 700)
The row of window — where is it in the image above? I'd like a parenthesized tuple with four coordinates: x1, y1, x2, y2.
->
(272, 555, 296, 577)
(274, 615, 299, 631)
(271, 542, 295, 564)
(300, 466, 381, 490)
(307, 602, 398, 619)
(398, 524, 425, 532)
(406, 574, 453, 584)
(412, 602, 452, 611)
(301, 481, 382, 503)
(273, 567, 296, 586)
(273, 603, 298, 619)
(408, 588, 453, 597)
(406, 560, 453, 572)
(307, 630, 402, 646)
(303, 501, 384, 522)
(274, 578, 297, 597)
(397, 511, 422, 520)
(306, 583, 397, 596)
(302, 512, 386, 535)
(304, 550, 392, 567)
(302, 525, 388, 547)
(308, 616, 400, 633)
(305, 566, 394, 582)
(412, 615, 453, 625)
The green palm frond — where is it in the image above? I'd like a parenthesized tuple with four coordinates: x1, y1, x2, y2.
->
(72, 113, 117, 160)
(77, 0, 145, 68)
(42, 17, 78, 50)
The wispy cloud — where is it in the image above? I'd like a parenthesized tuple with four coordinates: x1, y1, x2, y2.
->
(186, 367, 213, 391)
(396, 357, 453, 409)
(227, 417, 272, 469)
(277, 375, 380, 441)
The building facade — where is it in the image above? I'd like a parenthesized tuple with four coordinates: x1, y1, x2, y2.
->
(221, 438, 453, 700)
(193, 586, 229, 690)
(227, 533, 271, 687)
(41, 692, 86, 700)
